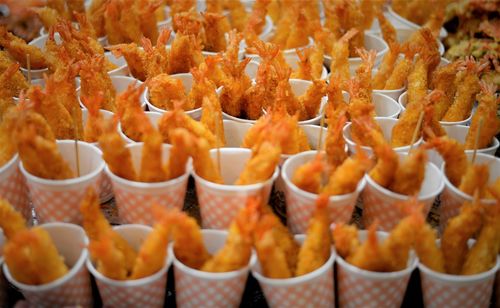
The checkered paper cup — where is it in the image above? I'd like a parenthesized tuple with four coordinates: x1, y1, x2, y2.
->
(0, 153, 31, 222)
(171, 229, 256, 308)
(281, 151, 365, 234)
(106, 142, 191, 225)
(439, 153, 500, 233)
(252, 234, 336, 308)
(193, 148, 279, 229)
(87, 224, 172, 307)
(3, 223, 92, 307)
(336, 231, 417, 308)
(419, 241, 500, 308)
(20, 141, 105, 224)
(362, 152, 444, 231)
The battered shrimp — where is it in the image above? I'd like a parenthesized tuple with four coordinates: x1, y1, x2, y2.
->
(0, 62, 28, 98)
(200, 96, 225, 147)
(299, 79, 327, 119)
(285, 9, 310, 49)
(347, 222, 386, 272)
(98, 118, 138, 181)
(107, 43, 147, 81)
(166, 129, 194, 180)
(441, 198, 484, 275)
(423, 91, 447, 139)
(292, 154, 325, 194)
(321, 147, 372, 196)
(332, 223, 360, 259)
(89, 234, 128, 280)
(354, 48, 377, 99)
(191, 137, 223, 184)
(372, 43, 399, 90)
(389, 148, 428, 196)
(136, 0, 162, 42)
(424, 136, 467, 187)
(202, 12, 227, 52)
(87, 0, 107, 37)
(245, 0, 270, 37)
(291, 47, 313, 80)
(458, 164, 489, 198)
(79, 55, 116, 112)
(415, 223, 445, 273)
(189, 61, 221, 109)
(4, 227, 69, 285)
(325, 112, 348, 173)
(82, 93, 104, 143)
(376, 12, 396, 46)
(225, 0, 248, 32)
(116, 83, 150, 142)
(329, 29, 358, 88)
(348, 81, 381, 147)
(0, 198, 27, 240)
(235, 142, 281, 185)
(296, 195, 332, 276)
(141, 29, 171, 79)
(34, 7, 62, 31)
(219, 57, 253, 118)
(430, 61, 459, 119)
(0, 27, 47, 69)
(148, 74, 187, 111)
(326, 74, 348, 119)
(201, 198, 259, 272)
(384, 46, 414, 90)
(139, 125, 169, 183)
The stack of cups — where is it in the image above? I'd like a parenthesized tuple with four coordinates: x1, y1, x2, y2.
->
(362, 152, 444, 230)
(20, 141, 105, 224)
(170, 229, 255, 307)
(106, 143, 191, 225)
(87, 224, 172, 307)
(281, 151, 365, 234)
(3, 223, 92, 307)
(252, 235, 336, 307)
(0, 154, 31, 222)
(336, 231, 416, 307)
(193, 148, 278, 229)
(439, 153, 500, 232)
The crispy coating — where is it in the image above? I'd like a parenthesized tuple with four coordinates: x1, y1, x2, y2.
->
(148, 74, 187, 111)
(424, 136, 468, 187)
(329, 29, 358, 88)
(324, 111, 348, 173)
(107, 43, 147, 81)
(89, 234, 128, 280)
(332, 223, 360, 259)
(82, 93, 104, 143)
(139, 126, 169, 183)
(347, 223, 386, 272)
(458, 164, 489, 198)
(0, 105, 17, 167)
(80, 55, 116, 112)
(372, 43, 399, 90)
(0, 62, 28, 98)
(190, 137, 223, 184)
(200, 96, 225, 148)
(0, 27, 46, 69)
(299, 79, 327, 119)
(389, 148, 428, 196)
(292, 153, 325, 194)
(415, 223, 445, 273)
(430, 61, 460, 120)
(235, 142, 281, 185)
(0, 198, 27, 240)
(116, 83, 150, 142)
(166, 128, 194, 180)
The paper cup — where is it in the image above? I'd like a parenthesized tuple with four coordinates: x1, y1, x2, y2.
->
(193, 148, 279, 229)
(362, 152, 444, 231)
(106, 143, 191, 225)
(81, 109, 115, 203)
(281, 151, 365, 234)
(3, 223, 92, 307)
(398, 91, 473, 126)
(324, 34, 388, 74)
(118, 111, 163, 143)
(439, 153, 500, 233)
(244, 60, 262, 80)
(145, 73, 203, 119)
(87, 224, 171, 307)
(387, 6, 448, 39)
(20, 141, 105, 224)
(252, 234, 335, 308)
(223, 119, 253, 148)
(343, 117, 423, 155)
(0, 154, 31, 222)
(171, 229, 255, 308)
(419, 240, 499, 308)
(78, 75, 146, 111)
(342, 91, 401, 119)
(337, 230, 417, 308)
(366, 12, 415, 34)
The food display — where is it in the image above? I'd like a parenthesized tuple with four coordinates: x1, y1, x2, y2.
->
(0, 0, 498, 307)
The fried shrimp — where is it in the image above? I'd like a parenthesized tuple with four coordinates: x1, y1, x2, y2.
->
(148, 74, 187, 111)
(458, 164, 489, 198)
(324, 112, 348, 173)
(79, 55, 116, 112)
(235, 142, 281, 185)
(0, 27, 46, 69)
(347, 222, 386, 272)
(0, 198, 27, 240)
(332, 223, 360, 259)
(107, 43, 147, 81)
(389, 148, 428, 196)
(292, 153, 325, 194)
(115, 83, 150, 142)
(82, 93, 105, 143)
(329, 29, 358, 88)
(138, 125, 169, 183)
(415, 223, 445, 273)
(424, 136, 467, 187)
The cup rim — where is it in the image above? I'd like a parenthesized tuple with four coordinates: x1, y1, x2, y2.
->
(324, 33, 388, 62)
(387, 6, 447, 38)
(281, 150, 367, 201)
(418, 255, 500, 283)
(441, 125, 500, 154)
(3, 222, 89, 292)
(117, 111, 163, 143)
(19, 141, 105, 186)
(170, 229, 256, 280)
(0, 153, 18, 175)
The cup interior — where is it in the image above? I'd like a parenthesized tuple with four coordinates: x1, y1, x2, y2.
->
(42, 223, 88, 267)
(56, 141, 104, 177)
(208, 148, 252, 184)
(112, 224, 153, 251)
(223, 120, 253, 148)
(342, 91, 400, 118)
(126, 142, 173, 172)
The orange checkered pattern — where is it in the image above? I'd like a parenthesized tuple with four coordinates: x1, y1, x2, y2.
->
(174, 267, 249, 308)
(196, 182, 272, 229)
(420, 270, 496, 308)
(362, 186, 433, 231)
(259, 267, 335, 307)
(113, 183, 187, 225)
(337, 263, 410, 308)
(96, 271, 168, 307)
(95, 173, 113, 204)
(439, 187, 464, 233)
(285, 187, 356, 234)
(20, 265, 92, 308)
(0, 162, 31, 220)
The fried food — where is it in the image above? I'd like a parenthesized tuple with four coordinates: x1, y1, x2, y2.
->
(138, 125, 169, 183)
(115, 83, 150, 142)
(329, 29, 358, 88)
(87, 0, 107, 37)
(430, 61, 460, 120)
(79, 55, 116, 112)
(235, 142, 281, 185)
(0, 198, 27, 240)
(148, 74, 187, 111)
(82, 93, 104, 143)
(292, 153, 325, 194)
(384, 47, 414, 90)
(0, 105, 17, 167)
(141, 29, 171, 79)
(0, 62, 28, 98)
(332, 223, 360, 259)
(324, 111, 348, 173)
(166, 128, 195, 180)
(458, 164, 489, 198)
(424, 135, 468, 187)
(0, 26, 47, 69)
(190, 136, 223, 184)
(202, 12, 227, 52)
(372, 43, 399, 90)
(200, 96, 225, 148)
(347, 222, 386, 272)
(389, 148, 428, 196)
(107, 43, 147, 81)
(415, 223, 445, 273)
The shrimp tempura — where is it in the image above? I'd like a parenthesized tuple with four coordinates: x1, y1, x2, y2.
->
(332, 223, 360, 259)
(424, 136, 467, 187)
(82, 93, 104, 143)
(235, 142, 281, 185)
(299, 79, 327, 119)
(200, 96, 225, 147)
(107, 43, 147, 81)
(389, 148, 428, 196)
(347, 222, 386, 272)
(116, 83, 151, 142)
(148, 74, 187, 111)
(139, 126, 169, 183)
(296, 195, 332, 276)
(191, 137, 223, 184)
(89, 234, 128, 280)
(0, 198, 27, 240)
(458, 164, 489, 198)
(415, 223, 445, 273)
(329, 29, 358, 88)
(79, 55, 116, 112)
(0, 62, 28, 98)
(292, 153, 325, 194)
(0, 27, 46, 69)
(166, 128, 195, 180)
(324, 112, 348, 173)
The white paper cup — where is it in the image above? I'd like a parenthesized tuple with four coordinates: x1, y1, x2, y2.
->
(193, 148, 279, 229)
(281, 151, 365, 234)
(439, 153, 500, 233)
(106, 143, 191, 225)
(0, 154, 31, 222)
(342, 91, 401, 119)
(223, 119, 253, 148)
(118, 111, 163, 143)
(336, 230, 417, 308)
(3, 223, 92, 307)
(244, 60, 262, 79)
(444, 125, 499, 156)
(78, 75, 146, 111)
(387, 6, 448, 39)
(81, 109, 115, 203)
(20, 141, 105, 224)
(278, 124, 328, 164)
(87, 224, 171, 307)
(252, 234, 335, 308)
(171, 229, 255, 308)
(324, 34, 388, 75)
(419, 241, 499, 308)
(398, 91, 473, 126)
(343, 117, 423, 155)
(362, 152, 444, 231)
(145, 73, 203, 119)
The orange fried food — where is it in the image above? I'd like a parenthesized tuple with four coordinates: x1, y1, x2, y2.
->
(458, 164, 489, 198)
(107, 43, 147, 81)
(148, 74, 187, 111)
(299, 79, 327, 119)
(219, 56, 253, 118)
(189, 60, 222, 110)
(225, 0, 248, 32)
(347, 222, 386, 272)
(430, 61, 460, 120)
(82, 93, 105, 143)
(139, 125, 169, 183)
(372, 43, 399, 90)
(285, 9, 310, 50)
(0, 62, 28, 98)
(89, 233, 128, 280)
(0, 27, 46, 69)
(384, 46, 414, 90)
(141, 29, 171, 79)
(169, 15, 204, 74)
(332, 223, 360, 259)
(424, 136, 468, 187)
(325, 74, 348, 119)
(200, 96, 225, 148)
(166, 128, 195, 180)
(389, 148, 428, 196)
(296, 195, 332, 276)
(80, 55, 116, 112)
(190, 136, 223, 184)
(235, 142, 281, 185)
(116, 83, 150, 142)
(292, 153, 325, 194)
(324, 112, 348, 173)
(4, 227, 69, 285)
(415, 223, 445, 273)
(0, 198, 27, 240)
(329, 29, 358, 88)
(202, 12, 228, 52)
(347, 80, 381, 147)
(87, 0, 107, 37)
(0, 105, 17, 167)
